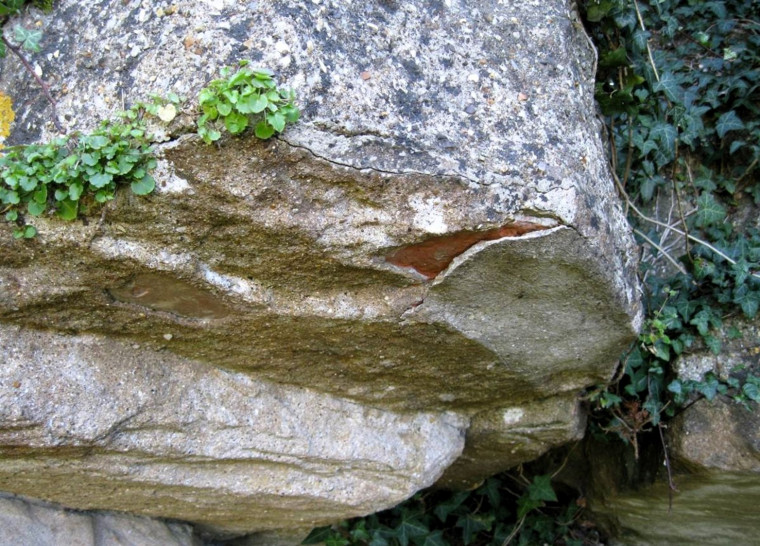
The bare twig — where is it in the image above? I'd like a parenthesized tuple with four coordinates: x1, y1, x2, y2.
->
(502, 515, 526, 546)
(671, 178, 691, 257)
(633, 0, 661, 82)
(634, 228, 688, 275)
(613, 171, 760, 280)
(551, 443, 579, 479)
(1, 36, 64, 134)
(658, 423, 678, 512)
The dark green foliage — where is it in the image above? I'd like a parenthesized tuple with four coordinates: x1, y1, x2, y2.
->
(302, 474, 595, 546)
(0, 0, 47, 58)
(581, 0, 760, 441)
(197, 62, 299, 143)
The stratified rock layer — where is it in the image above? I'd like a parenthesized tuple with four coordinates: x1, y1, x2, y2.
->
(0, 0, 641, 537)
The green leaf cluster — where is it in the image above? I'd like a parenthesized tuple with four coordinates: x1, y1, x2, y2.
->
(581, 0, 760, 437)
(585, 0, 759, 201)
(302, 474, 586, 546)
(0, 101, 165, 238)
(196, 62, 299, 143)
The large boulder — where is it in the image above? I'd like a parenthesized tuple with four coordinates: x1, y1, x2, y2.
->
(0, 0, 641, 538)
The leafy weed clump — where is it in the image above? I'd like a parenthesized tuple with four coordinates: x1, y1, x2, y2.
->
(303, 473, 599, 546)
(581, 0, 760, 448)
(197, 61, 299, 143)
(0, 99, 175, 238)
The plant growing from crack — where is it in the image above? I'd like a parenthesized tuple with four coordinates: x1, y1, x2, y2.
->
(197, 61, 299, 143)
(0, 98, 177, 238)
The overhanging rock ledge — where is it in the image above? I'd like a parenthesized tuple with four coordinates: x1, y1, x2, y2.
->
(0, 0, 641, 538)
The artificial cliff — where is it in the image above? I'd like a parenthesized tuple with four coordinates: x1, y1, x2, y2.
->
(0, 0, 643, 542)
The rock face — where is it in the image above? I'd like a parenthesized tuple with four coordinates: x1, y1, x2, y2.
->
(0, 493, 199, 546)
(0, 0, 641, 539)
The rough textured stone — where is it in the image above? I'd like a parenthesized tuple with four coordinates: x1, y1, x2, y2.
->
(0, 324, 465, 535)
(0, 0, 641, 537)
(0, 493, 198, 546)
(438, 394, 586, 488)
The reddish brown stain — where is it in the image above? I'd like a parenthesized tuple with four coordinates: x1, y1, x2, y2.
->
(385, 221, 550, 279)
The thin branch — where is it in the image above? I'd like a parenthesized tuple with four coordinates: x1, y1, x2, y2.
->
(551, 442, 579, 479)
(1, 36, 64, 134)
(671, 177, 691, 257)
(658, 423, 678, 513)
(502, 515, 526, 546)
(633, 0, 660, 81)
(613, 171, 760, 280)
(634, 228, 688, 275)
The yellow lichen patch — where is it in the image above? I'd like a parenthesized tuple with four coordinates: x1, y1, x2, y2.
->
(0, 92, 16, 148)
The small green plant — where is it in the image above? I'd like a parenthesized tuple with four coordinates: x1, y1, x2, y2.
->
(196, 61, 299, 143)
(302, 473, 593, 546)
(0, 97, 180, 238)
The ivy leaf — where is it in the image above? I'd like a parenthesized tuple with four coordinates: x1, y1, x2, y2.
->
(653, 71, 684, 103)
(301, 525, 334, 544)
(516, 496, 542, 519)
(703, 334, 722, 355)
(649, 122, 678, 155)
(528, 474, 557, 502)
(733, 285, 759, 318)
(689, 309, 712, 336)
(455, 514, 491, 545)
(698, 374, 720, 399)
(434, 491, 469, 522)
(715, 111, 745, 139)
(693, 193, 726, 228)
(476, 476, 502, 507)
(743, 381, 760, 402)
(421, 529, 449, 546)
(14, 25, 42, 53)
(392, 516, 428, 546)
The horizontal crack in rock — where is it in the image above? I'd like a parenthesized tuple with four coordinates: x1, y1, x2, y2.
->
(278, 136, 478, 184)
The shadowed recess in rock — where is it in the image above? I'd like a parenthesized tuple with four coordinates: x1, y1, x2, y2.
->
(384, 221, 551, 279)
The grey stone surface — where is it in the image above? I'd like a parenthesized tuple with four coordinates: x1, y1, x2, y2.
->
(0, 0, 641, 537)
(0, 493, 198, 546)
(439, 393, 586, 488)
(0, 324, 465, 535)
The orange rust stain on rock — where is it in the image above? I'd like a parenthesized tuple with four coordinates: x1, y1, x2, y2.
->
(385, 221, 550, 279)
